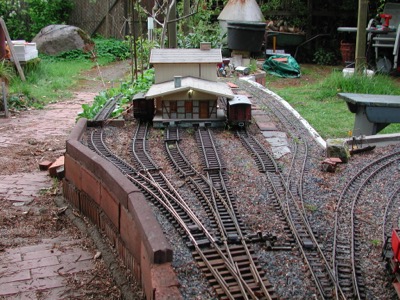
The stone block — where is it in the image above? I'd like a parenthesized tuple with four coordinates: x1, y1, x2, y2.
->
(128, 193, 172, 264)
(326, 138, 350, 163)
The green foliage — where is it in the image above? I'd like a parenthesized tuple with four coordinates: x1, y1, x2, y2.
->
(176, 3, 224, 49)
(9, 57, 92, 110)
(77, 68, 155, 120)
(7, 37, 133, 112)
(93, 37, 130, 64)
(26, 0, 74, 40)
(0, 60, 16, 82)
(313, 48, 340, 66)
(124, 37, 159, 69)
(320, 71, 400, 95)
(0, 0, 74, 40)
(41, 37, 130, 64)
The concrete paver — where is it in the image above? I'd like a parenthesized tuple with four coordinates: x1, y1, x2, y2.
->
(0, 238, 97, 298)
(0, 172, 52, 205)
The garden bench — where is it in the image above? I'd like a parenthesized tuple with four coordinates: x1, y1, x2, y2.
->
(338, 93, 400, 136)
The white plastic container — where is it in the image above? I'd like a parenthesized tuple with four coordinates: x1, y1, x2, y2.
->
(342, 68, 375, 78)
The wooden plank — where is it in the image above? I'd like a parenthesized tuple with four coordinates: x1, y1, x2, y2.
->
(1, 80, 9, 117)
(0, 18, 25, 81)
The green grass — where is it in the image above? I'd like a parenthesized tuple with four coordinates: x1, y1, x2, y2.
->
(6, 36, 130, 110)
(10, 58, 93, 108)
(269, 68, 400, 139)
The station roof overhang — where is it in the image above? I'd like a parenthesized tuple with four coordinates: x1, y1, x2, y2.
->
(144, 77, 235, 99)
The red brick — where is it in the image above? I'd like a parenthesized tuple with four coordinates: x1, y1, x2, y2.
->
(67, 118, 87, 141)
(129, 193, 172, 264)
(151, 264, 182, 300)
(100, 186, 120, 230)
(23, 249, 62, 260)
(100, 164, 139, 209)
(1, 253, 22, 263)
(120, 205, 141, 261)
(81, 168, 101, 205)
(64, 154, 82, 190)
(48, 156, 65, 177)
(39, 160, 53, 171)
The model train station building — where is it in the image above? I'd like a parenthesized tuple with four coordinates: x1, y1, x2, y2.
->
(144, 44, 237, 128)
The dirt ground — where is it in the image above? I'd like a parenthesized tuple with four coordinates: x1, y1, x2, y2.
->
(0, 59, 141, 299)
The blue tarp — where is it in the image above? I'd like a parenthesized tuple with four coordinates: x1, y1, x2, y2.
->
(262, 55, 301, 78)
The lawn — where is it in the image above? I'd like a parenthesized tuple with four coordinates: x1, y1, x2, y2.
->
(266, 64, 400, 139)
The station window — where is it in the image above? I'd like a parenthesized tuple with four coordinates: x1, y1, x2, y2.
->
(185, 101, 193, 113)
(170, 101, 177, 113)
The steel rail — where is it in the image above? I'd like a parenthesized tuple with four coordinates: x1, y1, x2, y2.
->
(383, 185, 400, 242)
(131, 122, 158, 171)
(89, 126, 275, 299)
(349, 158, 400, 300)
(333, 150, 400, 299)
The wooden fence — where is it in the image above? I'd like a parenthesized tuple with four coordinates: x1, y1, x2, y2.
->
(69, 0, 154, 39)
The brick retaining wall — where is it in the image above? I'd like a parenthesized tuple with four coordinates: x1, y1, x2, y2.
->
(63, 118, 182, 300)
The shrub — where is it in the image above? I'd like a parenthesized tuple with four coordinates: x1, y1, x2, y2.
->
(0, 0, 74, 40)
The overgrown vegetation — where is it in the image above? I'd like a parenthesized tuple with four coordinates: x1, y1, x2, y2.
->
(77, 68, 154, 120)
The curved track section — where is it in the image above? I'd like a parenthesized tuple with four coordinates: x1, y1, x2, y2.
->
(237, 129, 279, 173)
(333, 150, 400, 299)
(131, 122, 159, 171)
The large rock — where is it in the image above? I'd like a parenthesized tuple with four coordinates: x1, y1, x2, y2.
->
(32, 25, 93, 55)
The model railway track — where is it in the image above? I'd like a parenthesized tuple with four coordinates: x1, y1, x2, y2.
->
(196, 127, 225, 171)
(131, 122, 159, 171)
(164, 126, 278, 299)
(165, 126, 247, 240)
(89, 126, 279, 299)
(383, 185, 400, 242)
(89, 128, 277, 299)
(277, 169, 343, 300)
(91, 94, 122, 125)
(333, 150, 400, 299)
(236, 129, 279, 173)
(237, 127, 343, 299)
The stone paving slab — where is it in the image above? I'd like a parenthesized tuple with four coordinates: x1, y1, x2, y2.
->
(0, 238, 97, 298)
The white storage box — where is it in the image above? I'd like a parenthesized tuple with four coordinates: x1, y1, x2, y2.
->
(7, 40, 38, 62)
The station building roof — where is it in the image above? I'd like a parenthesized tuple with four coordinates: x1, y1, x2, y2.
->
(145, 76, 234, 99)
(229, 95, 252, 106)
(149, 48, 222, 64)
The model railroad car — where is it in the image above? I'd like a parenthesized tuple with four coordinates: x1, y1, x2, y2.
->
(382, 228, 400, 297)
(226, 95, 252, 127)
(132, 92, 154, 121)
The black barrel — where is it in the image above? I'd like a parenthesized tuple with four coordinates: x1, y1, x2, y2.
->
(227, 21, 266, 52)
